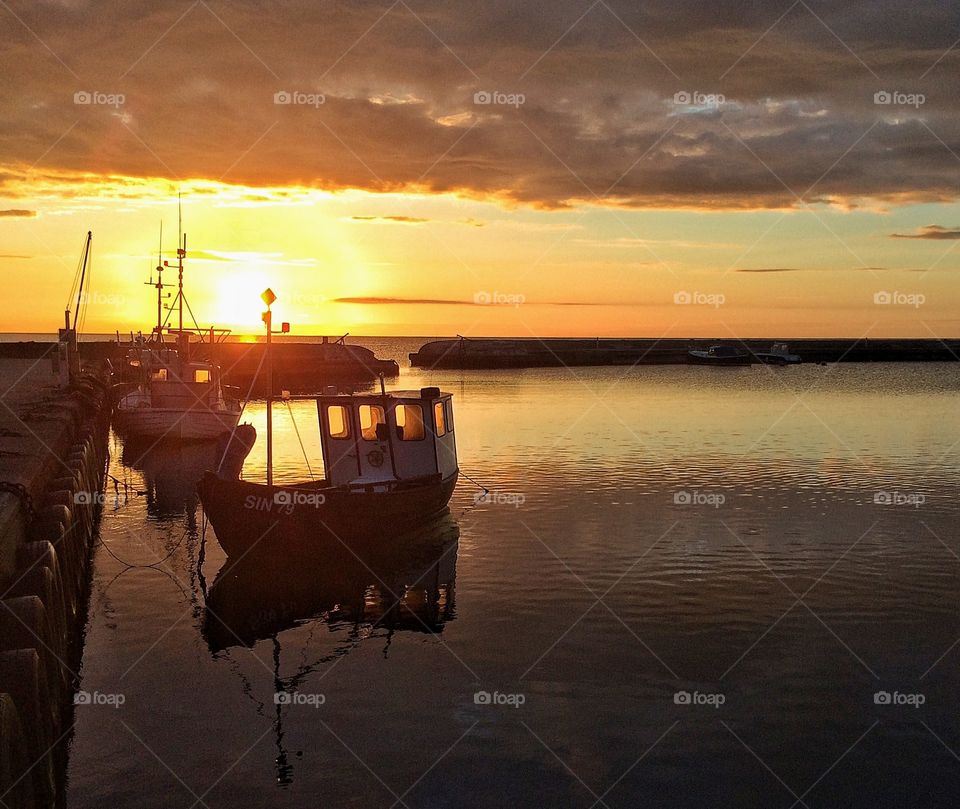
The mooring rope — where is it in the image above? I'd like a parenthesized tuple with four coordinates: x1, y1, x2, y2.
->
(216, 342, 268, 474)
(285, 400, 315, 481)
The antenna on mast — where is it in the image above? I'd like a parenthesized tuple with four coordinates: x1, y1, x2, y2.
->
(148, 220, 162, 284)
(147, 221, 169, 339)
(176, 191, 186, 333)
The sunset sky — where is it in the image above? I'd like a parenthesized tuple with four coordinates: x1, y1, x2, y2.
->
(2, 0, 960, 337)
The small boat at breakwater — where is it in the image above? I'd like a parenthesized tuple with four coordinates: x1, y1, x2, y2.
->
(687, 344, 752, 366)
(753, 343, 802, 365)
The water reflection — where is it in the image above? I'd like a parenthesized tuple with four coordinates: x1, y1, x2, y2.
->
(69, 363, 960, 809)
(117, 428, 254, 522)
(203, 516, 459, 651)
(202, 516, 459, 786)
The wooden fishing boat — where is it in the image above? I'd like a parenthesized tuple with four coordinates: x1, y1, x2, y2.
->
(198, 386, 459, 557)
(198, 289, 459, 558)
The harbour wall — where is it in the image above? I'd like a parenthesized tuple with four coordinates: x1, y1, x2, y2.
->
(0, 362, 111, 809)
(0, 341, 399, 394)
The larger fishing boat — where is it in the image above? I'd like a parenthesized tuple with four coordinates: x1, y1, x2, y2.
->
(198, 289, 459, 558)
(113, 221, 241, 441)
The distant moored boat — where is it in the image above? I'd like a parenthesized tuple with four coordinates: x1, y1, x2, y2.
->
(753, 343, 802, 365)
(687, 345, 752, 366)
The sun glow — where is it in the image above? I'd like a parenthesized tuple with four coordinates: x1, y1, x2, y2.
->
(209, 271, 272, 331)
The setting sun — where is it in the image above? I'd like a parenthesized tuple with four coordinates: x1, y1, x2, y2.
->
(208, 269, 272, 331)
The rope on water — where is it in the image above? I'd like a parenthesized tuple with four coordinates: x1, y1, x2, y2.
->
(96, 524, 192, 571)
(452, 467, 490, 519)
(458, 468, 489, 497)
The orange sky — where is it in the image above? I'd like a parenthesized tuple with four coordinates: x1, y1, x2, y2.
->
(2, 2, 960, 337)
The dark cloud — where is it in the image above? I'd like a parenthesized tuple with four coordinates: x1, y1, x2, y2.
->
(1, 1, 960, 208)
(891, 225, 960, 239)
(0, 209, 36, 217)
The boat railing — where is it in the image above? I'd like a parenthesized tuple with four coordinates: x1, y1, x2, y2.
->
(165, 327, 233, 344)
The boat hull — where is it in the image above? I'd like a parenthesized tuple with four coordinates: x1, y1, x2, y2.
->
(755, 354, 802, 365)
(198, 472, 459, 558)
(114, 406, 240, 440)
(687, 352, 752, 366)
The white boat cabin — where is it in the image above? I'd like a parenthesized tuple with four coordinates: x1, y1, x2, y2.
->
(316, 387, 458, 486)
(126, 344, 229, 408)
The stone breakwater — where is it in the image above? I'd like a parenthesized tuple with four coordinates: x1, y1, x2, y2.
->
(0, 360, 111, 809)
(409, 337, 960, 368)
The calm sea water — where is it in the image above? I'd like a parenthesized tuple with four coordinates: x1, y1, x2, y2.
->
(66, 347, 960, 808)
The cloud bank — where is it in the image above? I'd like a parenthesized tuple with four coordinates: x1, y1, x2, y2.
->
(1, 0, 959, 209)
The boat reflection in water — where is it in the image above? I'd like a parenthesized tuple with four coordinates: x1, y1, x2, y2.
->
(117, 425, 256, 522)
(201, 515, 459, 785)
(203, 514, 459, 649)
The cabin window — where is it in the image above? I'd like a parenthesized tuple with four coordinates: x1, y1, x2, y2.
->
(433, 401, 446, 437)
(150, 368, 167, 381)
(194, 369, 211, 383)
(359, 405, 386, 441)
(327, 405, 351, 439)
(395, 404, 425, 441)
(444, 400, 454, 432)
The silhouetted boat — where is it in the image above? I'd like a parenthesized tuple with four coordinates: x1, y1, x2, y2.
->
(199, 289, 459, 559)
(198, 386, 459, 558)
(114, 339, 241, 439)
(754, 342, 802, 365)
(688, 344, 752, 366)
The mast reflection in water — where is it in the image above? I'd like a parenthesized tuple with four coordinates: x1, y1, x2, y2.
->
(202, 517, 459, 786)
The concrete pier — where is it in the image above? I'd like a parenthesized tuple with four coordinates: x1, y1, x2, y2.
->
(0, 355, 110, 809)
(0, 340, 401, 394)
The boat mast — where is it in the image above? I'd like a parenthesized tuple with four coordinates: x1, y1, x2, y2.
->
(177, 193, 185, 334)
(146, 222, 165, 339)
(262, 288, 277, 488)
(60, 230, 91, 385)
(70, 230, 92, 331)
